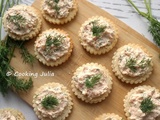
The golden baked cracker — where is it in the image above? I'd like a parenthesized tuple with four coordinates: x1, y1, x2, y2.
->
(3, 5, 42, 40)
(95, 113, 122, 120)
(112, 44, 153, 84)
(79, 16, 118, 55)
(41, 0, 78, 24)
(34, 29, 73, 67)
(71, 63, 112, 103)
(33, 82, 73, 120)
(0, 108, 25, 120)
(123, 85, 160, 120)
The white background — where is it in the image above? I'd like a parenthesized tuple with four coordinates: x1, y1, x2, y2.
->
(0, 0, 160, 120)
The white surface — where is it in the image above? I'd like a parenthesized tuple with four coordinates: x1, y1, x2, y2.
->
(0, 0, 160, 120)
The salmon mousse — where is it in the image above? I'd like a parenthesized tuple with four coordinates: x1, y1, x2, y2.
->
(71, 63, 112, 103)
(0, 108, 25, 120)
(79, 16, 118, 55)
(33, 82, 73, 120)
(112, 44, 153, 84)
(3, 4, 42, 40)
(41, 0, 78, 24)
(124, 85, 160, 120)
(34, 29, 73, 66)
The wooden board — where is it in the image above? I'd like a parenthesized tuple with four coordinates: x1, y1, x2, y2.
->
(11, 0, 160, 119)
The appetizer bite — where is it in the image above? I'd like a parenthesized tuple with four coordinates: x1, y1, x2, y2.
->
(79, 16, 118, 55)
(3, 4, 42, 40)
(41, 0, 78, 24)
(112, 44, 153, 84)
(124, 85, 160, 120)
(33, 82, 73, 120)
(0, 108, 25, 120)
(71, 63, 112, 103)
(34, 29, 73, 66)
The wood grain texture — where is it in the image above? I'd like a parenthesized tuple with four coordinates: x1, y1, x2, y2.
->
(10, 0, 160, 119)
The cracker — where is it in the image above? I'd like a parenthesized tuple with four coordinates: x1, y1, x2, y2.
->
(123, 85, 160, 120)
(34, 29, 73, 67)
(71, 63, 112, 103)
(0, 108, 25, 120)
(95, 113, 122, 120)
(3, 5, 42, 40)
(112, 44, 153, 84)
(79, 16, 118, 55)
(41, 0, 78, 24)
(33, 82, 73, 120)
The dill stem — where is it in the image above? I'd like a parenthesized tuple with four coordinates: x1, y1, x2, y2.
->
(0, 0, 9, 40)
(16, 0, 19, 5)
(144, 0, 152, 19)
(0, 0, 3, 40)
(8, 46, 16, 64)
(0, 0, 4, 16)
(127, 0, 148, 18)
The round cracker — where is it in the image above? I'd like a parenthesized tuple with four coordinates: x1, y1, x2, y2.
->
(0, 108, 25, 120)
(79, 16, 118, 55)
(95, 113, 123, 120)
(112, 44, 153, 84)
(41, 0, 78, 24)
(3, 5, 42, 41)
(123, 85, 160, 120)
(71, 63, 112, 103)
(33, 82, 73, 120)
(34, 29, 73, 67)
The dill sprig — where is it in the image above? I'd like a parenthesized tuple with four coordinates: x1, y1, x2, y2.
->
(91, 20, 106, 38)
(126, 58, 137, 72)
(6, 36, 36, 66)
(54, 0, 59, 3)
(7, 14, 26, 30)
(126, 58, 151, 72)
(46, 0, 60, 14)
(128, 0, 160, 47)
(45, 34, 63, 50)
(140, 97, 155, 113)
(0, 36, 33, 96)
(19, 47, 35, 66)
(7, 76, 33, 92)
(85, 74, 102, 88)
(139, 58, 151, 68)
(41, 95, 59, 109)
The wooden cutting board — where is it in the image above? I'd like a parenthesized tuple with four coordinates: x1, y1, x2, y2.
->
(11, 0, 160, 119)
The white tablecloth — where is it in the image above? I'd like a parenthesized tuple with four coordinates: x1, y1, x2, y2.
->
(0, 0, 159, 120)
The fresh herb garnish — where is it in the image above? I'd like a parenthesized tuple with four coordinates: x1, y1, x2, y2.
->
(126, 58, 137, 72)
(6, 36, 36, 66)
(126, 57, 151, 72)
(54, 4, 60, 13)
(41, 95, 59, 109)
(139, 58, 151, 69)
(91, 20, 106, 37)
(46, 0, 60, 14)
(140, 97, 155, 113)
(8, 14, 26, 30)
(54, 0, 59, 4)
(0, 36, 33, 96)
(127, 0, 160, 47)
(85, 74, 102, 88)
(45, 34, 63, 50)
(8, 76, 33, 92)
